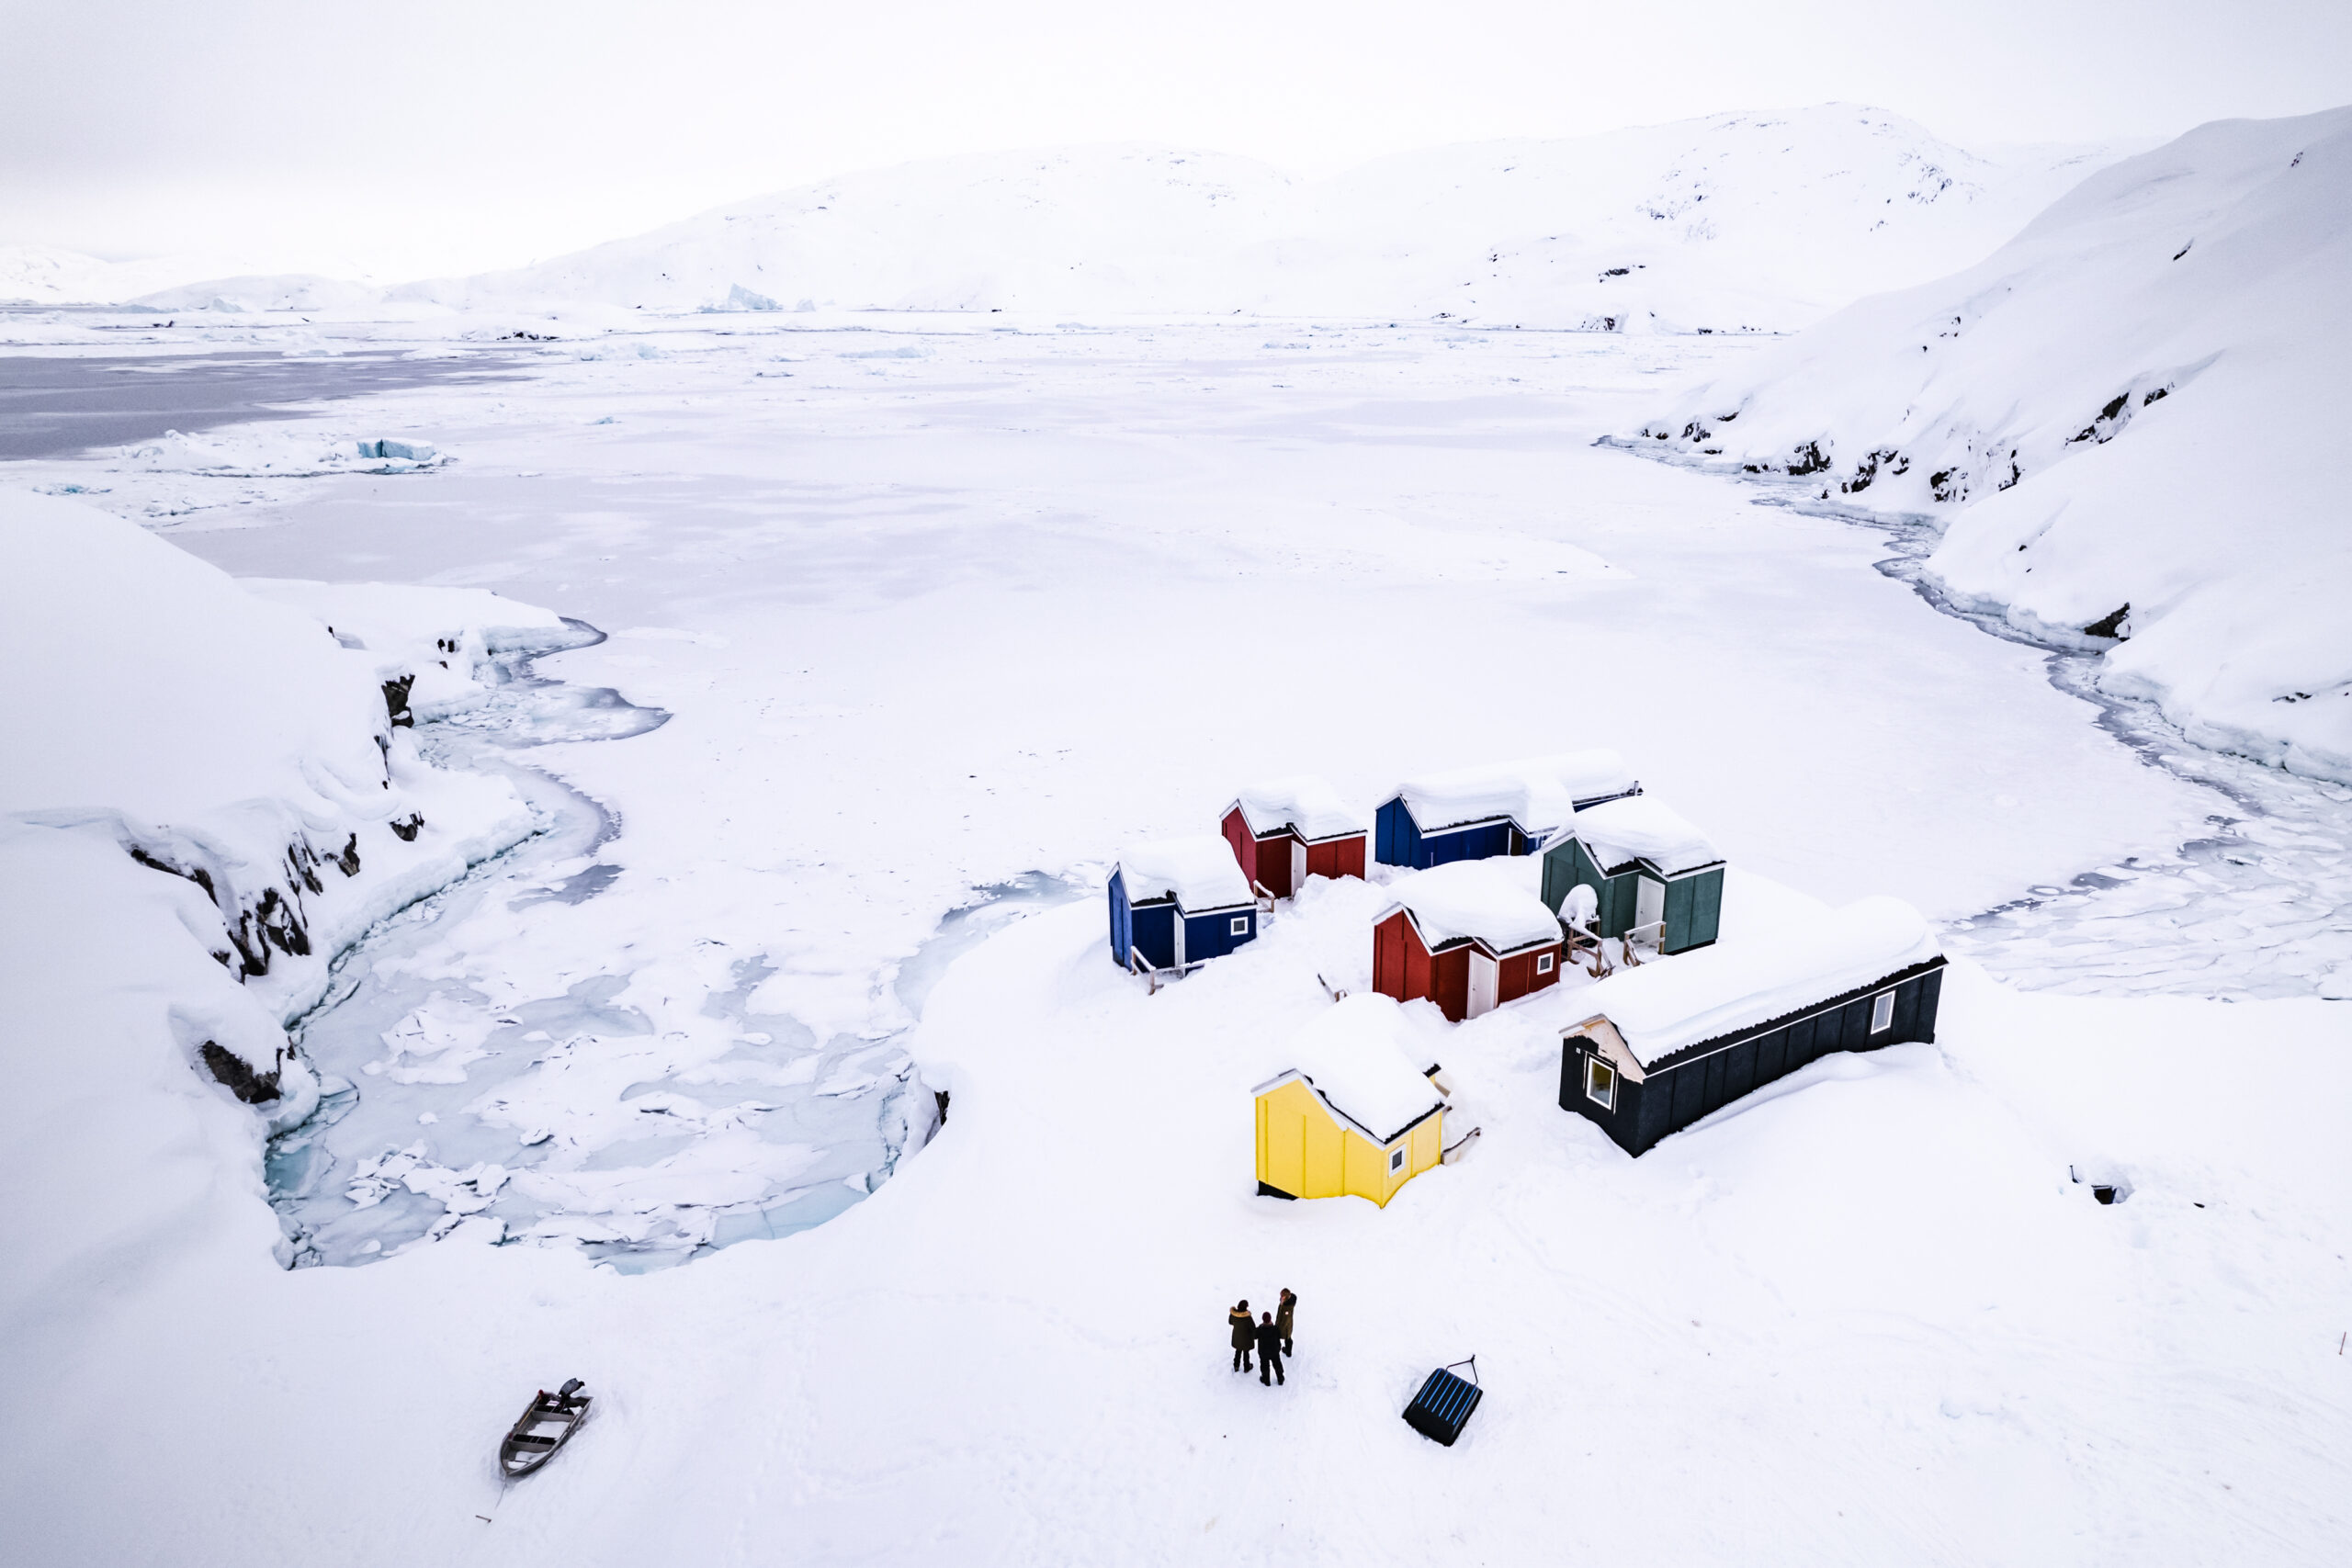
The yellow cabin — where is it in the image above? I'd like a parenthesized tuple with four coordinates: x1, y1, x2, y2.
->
(1253, 994, 1447, 1206)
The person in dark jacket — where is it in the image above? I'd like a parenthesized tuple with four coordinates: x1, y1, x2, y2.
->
(1255, 1312, 1284, 1386)
(1228, 1301, 1254, 1371)
(1275, 1288, 1296, 1357)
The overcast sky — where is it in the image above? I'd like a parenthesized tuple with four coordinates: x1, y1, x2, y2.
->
(4, 0, 2346, 280)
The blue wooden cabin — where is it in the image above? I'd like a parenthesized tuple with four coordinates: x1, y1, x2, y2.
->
(1375, 750, 1640, 870)
(1108, 837, 1260, 974)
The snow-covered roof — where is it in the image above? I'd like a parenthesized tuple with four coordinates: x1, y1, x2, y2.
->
(1385, 860, 1563, 954)
(1230, 775, 1367, 842)
(1115, 837, 1252, 911)
(1275, 994, 1446, 1145)
(1571, 796, 1721, 877)
(1574, 897, 1943, 1066)
(1394, 750, 1637, 836)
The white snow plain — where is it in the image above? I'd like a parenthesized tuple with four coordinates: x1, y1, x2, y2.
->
(2, 288, 2346, 1564)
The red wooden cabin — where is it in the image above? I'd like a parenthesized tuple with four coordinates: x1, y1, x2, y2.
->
(1372, 861, 1565, 1022)
(1220, 776, 1369, 899)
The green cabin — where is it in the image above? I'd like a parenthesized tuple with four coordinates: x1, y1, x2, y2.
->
(1539, 796, 1724, 955)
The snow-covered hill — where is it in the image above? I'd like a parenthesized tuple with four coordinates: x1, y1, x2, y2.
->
(0, 244, 262, 307)
(393, 107, 2116, 331)
(1639, 107, 2352, 780)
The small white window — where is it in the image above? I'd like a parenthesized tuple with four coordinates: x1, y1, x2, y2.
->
(1389, 1145, 1407, 1173)
(1535, 952, 1555, 975)
(1870, 991, 1895, 1033)
(1585, 1054, 1617, 1111)
(1229, 915, 1250, 937)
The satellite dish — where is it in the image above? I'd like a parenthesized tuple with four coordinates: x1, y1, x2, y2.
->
(1560, 884, 1599, 929)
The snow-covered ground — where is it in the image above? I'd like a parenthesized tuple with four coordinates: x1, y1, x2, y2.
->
(2, 302, 2346, 1563)
(1639, 107, 2352, 783)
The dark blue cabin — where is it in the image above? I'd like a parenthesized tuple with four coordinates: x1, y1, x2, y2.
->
(1107, 838, 1259, 975)
(1374, 751, 1641, 870)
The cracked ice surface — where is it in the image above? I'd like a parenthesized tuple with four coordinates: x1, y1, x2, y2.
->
(264, 640, 1069, 1270)
(1870, 522, 2352, 1000)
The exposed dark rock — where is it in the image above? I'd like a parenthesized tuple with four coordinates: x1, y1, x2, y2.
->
(2084, 604, 2132, 640)
(334, 833, 361, 876)
(381, 675, 415, 729)
(1841, 447, 1906, 494)
(934, 1089, 951, 1126)
(1785, 440, 1831, 477)
(199, 1040, 282, 1104)
(128, 844, 218, 903)
(390, 813, 424, 842)
(2143, 385, 2170, 406)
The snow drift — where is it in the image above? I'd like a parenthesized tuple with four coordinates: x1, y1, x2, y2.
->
(1639, 107, 2352, 780)
(394, 107, 2116, 332)
(0, 489, 547, 1123)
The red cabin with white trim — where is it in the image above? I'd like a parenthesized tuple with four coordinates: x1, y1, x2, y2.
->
(1372, 861, 1565, 1022)
(1220, 776, 1369, 899)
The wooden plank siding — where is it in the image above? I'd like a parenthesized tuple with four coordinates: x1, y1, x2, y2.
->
(1561, 960, 1946, 1156)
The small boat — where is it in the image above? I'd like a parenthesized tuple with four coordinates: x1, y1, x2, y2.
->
(498, 1379, 591, 1479)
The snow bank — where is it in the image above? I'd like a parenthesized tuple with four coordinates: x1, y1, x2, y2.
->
(0, 491, 389, 824)
(1580, 895, 1942, 1066)
(1116, 835, 1250, 910)
(0, 489, 537, 1097)
(1230, 774, 1365, 841)
(1396, 750, 1636, 837)
(1279, 992, 1447, 1142)
(242, 578, 571, 719)
(1640, 107, 2352, 778)
(1572, 795, 1720, 875)
(1385, 859, 1562, 953)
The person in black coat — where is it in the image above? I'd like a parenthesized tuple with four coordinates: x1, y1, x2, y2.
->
(1255, 1311, 1284, 1386)
(1228, 1300, 1254, 1371)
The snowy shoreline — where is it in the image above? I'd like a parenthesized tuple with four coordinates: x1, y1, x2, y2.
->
(1602, 439, 2352, 998)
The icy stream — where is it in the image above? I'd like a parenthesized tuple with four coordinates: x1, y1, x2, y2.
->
(1848, 508, 2350, 999)
(266, 626, 1085, 1271)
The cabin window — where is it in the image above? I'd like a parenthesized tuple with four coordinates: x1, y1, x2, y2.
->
(1870, 990, 1894, 1033)
(1585, 1054, 1617, 1111)
(1388, 1145, 1407, 1174)
(1229, 916, 1250, 937)
(1535, 952, 1555, 975)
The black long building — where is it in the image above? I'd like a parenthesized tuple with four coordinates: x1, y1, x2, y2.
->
(1559, 898, 1947, 1157)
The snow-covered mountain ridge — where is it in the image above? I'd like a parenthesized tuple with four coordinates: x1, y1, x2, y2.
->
(74, 106, 2097, 332)
(1637, 106, 2352, 781)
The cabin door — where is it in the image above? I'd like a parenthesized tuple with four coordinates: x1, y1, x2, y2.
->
(1466, 953, 1498, 1019)
(1290, 838, 1308, 894)
(1634, 876, 1666, 942)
